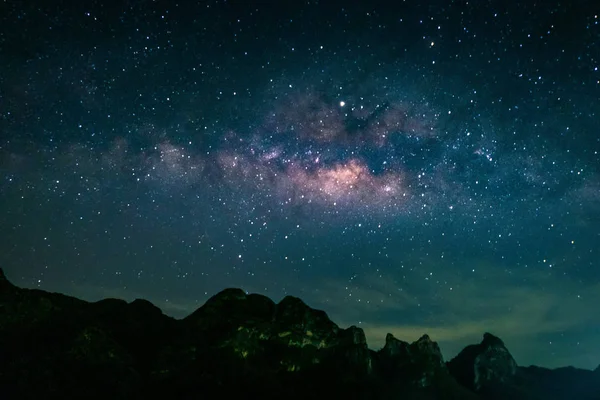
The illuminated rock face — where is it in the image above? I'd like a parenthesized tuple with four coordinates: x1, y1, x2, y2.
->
(1, 268, 599, 400)
(447, 332, 518, 391)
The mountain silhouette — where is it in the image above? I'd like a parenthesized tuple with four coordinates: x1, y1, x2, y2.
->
(1, 268, 598, 400)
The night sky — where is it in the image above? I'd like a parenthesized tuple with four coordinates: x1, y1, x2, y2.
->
(1, 0, 599, 369)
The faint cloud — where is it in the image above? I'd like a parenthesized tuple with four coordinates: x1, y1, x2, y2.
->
(309, 260, 600, 368)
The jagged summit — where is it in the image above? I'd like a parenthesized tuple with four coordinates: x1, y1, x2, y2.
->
(1, 273, 599, 399)
(447, 332, 518, 391)
(382, 333, 410, 358)
(481, 332, 506, 347)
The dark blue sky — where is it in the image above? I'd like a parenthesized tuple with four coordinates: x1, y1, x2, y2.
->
(1, 0, 599, 369)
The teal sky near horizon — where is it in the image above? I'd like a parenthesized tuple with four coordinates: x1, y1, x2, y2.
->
(1, 0, 599, 369)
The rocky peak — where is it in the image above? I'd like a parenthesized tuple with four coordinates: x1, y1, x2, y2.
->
(275, 295, 323, 324)
(332, 326, 373, 374)
(378, 333, 447, 388)
(381, 333, 410, 358)
(203, 288, 248, 309)
(273, 295, 339, 346)
(482, 332, 505, 347)
(128, 299, 167, 324)
(129, 298, 163, 314)
(338, 325, 367, 346)
(185, 288, 275, 328)
(412, 334, 445, 366)
(448, 332, 517, 391)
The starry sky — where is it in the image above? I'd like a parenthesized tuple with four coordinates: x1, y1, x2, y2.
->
(1, 0, 599, 369)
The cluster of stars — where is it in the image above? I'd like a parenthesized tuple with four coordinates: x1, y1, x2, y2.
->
(0, 0, 599, 371)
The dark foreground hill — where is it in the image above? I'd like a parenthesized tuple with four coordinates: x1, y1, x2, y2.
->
(1, 268, 599, 399)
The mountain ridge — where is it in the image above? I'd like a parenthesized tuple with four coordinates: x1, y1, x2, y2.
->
(1, 267, 598, 400)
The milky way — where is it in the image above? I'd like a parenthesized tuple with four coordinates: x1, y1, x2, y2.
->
(1, 0, 599, 370)
(45, 82, 590, 223)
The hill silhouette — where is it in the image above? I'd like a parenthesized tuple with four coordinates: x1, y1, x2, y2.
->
(1, 268, 599, 399)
